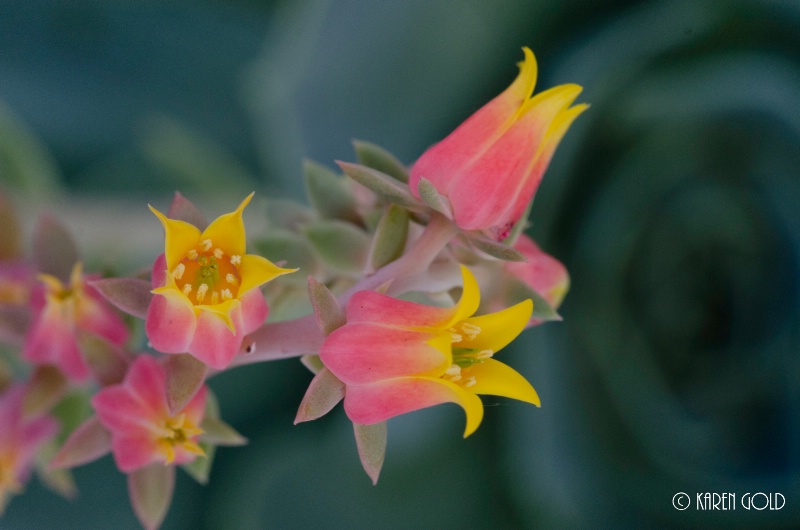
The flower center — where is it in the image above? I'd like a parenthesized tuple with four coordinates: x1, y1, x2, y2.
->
(156, 413, 205, 465)
(443, 321, 494, 387)
(171, 239, 241, 305)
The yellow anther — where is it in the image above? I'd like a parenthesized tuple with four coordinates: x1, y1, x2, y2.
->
(464, 376, 477, 388)
(230, 255, 241, 266)
(444, 364, 462, 382)
(196, 284, 208, 302)
(221, 288, 233, 300)
(476, 349, 494, 359)
(460, 322, 481, 340)
(172, 263, 186, 280)
(225, 273, 238, 285)
(201, 239, 213, 251)
(213, 248, 224, 259)
(182, 284, 193, 296)
(187, 249, 199, 260)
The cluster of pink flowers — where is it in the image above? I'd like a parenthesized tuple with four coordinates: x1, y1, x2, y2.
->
(0, 47, 585, 528)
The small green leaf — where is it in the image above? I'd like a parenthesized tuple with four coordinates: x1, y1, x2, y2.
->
(167, 192, 207, 230)
(164, 354, 208, 415)
(303, 220, 371, 275)
(23, 365, 67, 419)
(33, 215, 78, 283)
(90, 277, 153, 319)
(307, 277, 346, 335)
(200, 416, 247, 446)
(467, 232, 526, 262)
(253, 231, 318, 285)
(337, 161, 418, 209)
(368, 204, 410, 271)
(300, 354, 325, 374)
(294, 367, 345, 424)
(49, 417, 112, 470)
(79, 332, 130, 387)
(304, 159, 359, 222)
(353, 421, 387, 485)
(353, 140, 409, 183)
(128, 464, 175, 530)
(181, 442, 215, 485)
(417, 178, 452, 218)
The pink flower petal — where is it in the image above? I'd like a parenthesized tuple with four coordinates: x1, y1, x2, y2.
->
(145, 291, 196, 354)
(344, 376, 484, 437)
(112, 435, 162, 473)
(239, 288, 268, 334)
(321, 323, 450, 385)
(187, 309, 243, 369)
(24, 303, 90, 381)
(345, 289, 454, 327)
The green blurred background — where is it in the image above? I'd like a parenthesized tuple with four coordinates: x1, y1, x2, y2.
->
(2, 0, 800, 528)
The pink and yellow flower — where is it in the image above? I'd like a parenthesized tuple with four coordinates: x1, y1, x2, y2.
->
(23, 263, 130, 381)
(320, 266, 539, 437)
(409, 47, 588, 240)
(91, 356, 206, 473)
(147, 193, 295, 369)
(0, 384, 59, 513)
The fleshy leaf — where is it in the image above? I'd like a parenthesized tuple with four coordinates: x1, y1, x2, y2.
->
(90, 277, 153, 319)
(253, 231, 318, 286)
(79, 332, 130, 386)
(308, 277, 346, 335)
(304, 159, 359, 222)
(33, 215, 78, 283)
(300, 354, 325, 374)
(353, 421, 387, 485)
(467, 232, 526, 262)
(49, 417, 112, 469)
(164, 353, 208, 415)
(294, 367, 345, 423)
(23, 365, 67, 419)
(337, 161, 418, 209)
(167, 192, 207, 230)
(303, 220, 371, 275)
(417, 178, 453, 218)
(353, 140, 409, 183)
(128, 463, 175, 530)
(367, 204, 410, 272)
(200, 416, 247, 446)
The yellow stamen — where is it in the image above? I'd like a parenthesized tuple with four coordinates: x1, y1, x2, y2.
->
(196, 284, 208, 302)
(225, 273, 237, 285)
(230, 255, 241, 266)
(172, 263, 186, 280)
(187, 249, 198, 260)
(213, 248, 224, 259)
(221, 288, 233, 300)
(201, 239, 213, 251)
(182, 284, 192, 296)
(211, 291, 219, 304)
(460, 322, 481, 340)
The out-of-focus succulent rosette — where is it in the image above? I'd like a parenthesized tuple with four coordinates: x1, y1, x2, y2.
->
(502, 1, 800, 527)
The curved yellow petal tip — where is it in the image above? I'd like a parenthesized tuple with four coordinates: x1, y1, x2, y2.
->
(235, 192, 256, 214)
(148, 204, 169, 226)
(512, 47, 538, 98)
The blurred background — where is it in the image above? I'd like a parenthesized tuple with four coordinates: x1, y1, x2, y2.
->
(2, 0, 800, 528)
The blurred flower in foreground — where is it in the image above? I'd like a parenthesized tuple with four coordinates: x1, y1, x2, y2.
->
(409, 47, 587, 240)
(0, 384, 59, 514)
(147, 193, 296, 368)
(320, 266, 538, 437)
(91, 356, 206, 472)
(24, 263, 130, 381)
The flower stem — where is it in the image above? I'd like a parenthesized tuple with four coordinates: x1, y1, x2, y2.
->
(234, 212, 459, 364)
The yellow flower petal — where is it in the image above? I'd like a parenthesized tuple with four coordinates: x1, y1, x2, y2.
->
(463, 358, 540, 406)
(149, 205, 202, 270)
(444, 266, 481, 328)
(238, 254, 297, 294)
(509, 46, 538, 117)
(200, 192, 253, 257)
(196, 298, 241, 332)
(459, 298, 532, 353)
